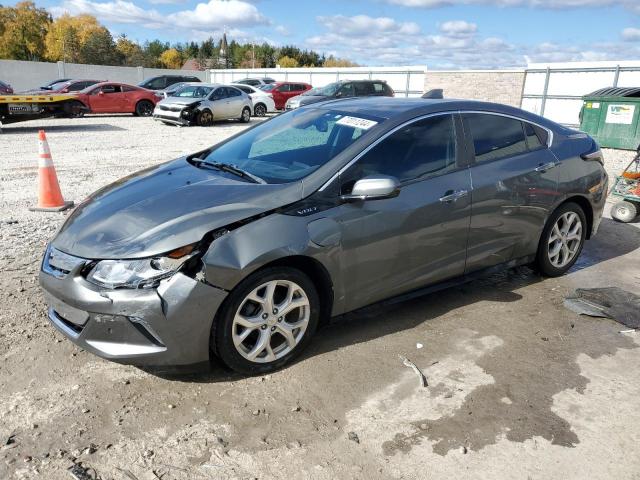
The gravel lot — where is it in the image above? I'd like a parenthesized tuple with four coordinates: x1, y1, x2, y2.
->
(1, 115, 639, 480)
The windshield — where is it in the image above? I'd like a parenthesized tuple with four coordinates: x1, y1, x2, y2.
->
(202, 108, 382, 183)
(260, 84, 275, 92)
(173, 85, 213, 98)
(48, 81, 70, 91)
(304, 82, 340, 96)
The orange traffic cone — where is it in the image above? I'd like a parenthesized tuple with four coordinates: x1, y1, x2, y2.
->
(29, 130, 73, 212)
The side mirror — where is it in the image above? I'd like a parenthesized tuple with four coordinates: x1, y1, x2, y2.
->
(341, 175, 400, 202)
(98, 91, 105, 96)
(61, 88, 68, 93)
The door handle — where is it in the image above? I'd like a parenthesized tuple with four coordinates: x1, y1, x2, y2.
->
(535, 161, 559, 173)
(439, 189, 468, 203)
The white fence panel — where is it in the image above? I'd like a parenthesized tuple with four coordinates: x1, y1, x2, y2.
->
(521, 61, 640, 126)
(210, 66, 427, 97)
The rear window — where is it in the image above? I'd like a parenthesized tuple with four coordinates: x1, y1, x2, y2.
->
(354, 82, 373, 96)
(464, 113, 528, 163)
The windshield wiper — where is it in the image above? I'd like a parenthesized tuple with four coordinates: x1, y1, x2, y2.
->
(191, 158, 266, 184)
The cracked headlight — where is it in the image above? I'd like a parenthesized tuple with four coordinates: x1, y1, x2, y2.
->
(86, 244, 196, 289)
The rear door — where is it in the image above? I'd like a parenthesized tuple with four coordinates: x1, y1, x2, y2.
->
(332, 113, 472, 311)
(210, 87, 231, 119)
(225, 86, 246, 118)
(462, 112, 559, 272)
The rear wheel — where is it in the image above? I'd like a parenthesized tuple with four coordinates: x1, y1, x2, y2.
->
(254, 103, 267, 117)
(611, 200, 638, 223)
(197, 109, 213, 126)
(68, 100, 85, 118)
(535, 202, 586, 277)
(213, 267, 319, 375)
(135, 100, 154, 117)
(240, 107, 251, 123)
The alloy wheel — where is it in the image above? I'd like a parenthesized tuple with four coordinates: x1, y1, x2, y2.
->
(547, 211, 583, 268)
(254, 104, 266, 117)
(199, 110, 213, 126)
(231, 280, 310, 363)
(242, 108, 251, 122)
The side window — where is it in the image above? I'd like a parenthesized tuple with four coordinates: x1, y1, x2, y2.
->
(100, 84, 121, 94)
(237, 85, 252, 94)
(277, 84, 291, 92)
(145, 77, 165, 90)
(342, 114, 457, 190)
(372, 83, 385, 95)
(354, 82, 373, 96)
(524, 122, 548, 150)
(338, 83, 355, 97)
(122, 85, 136, 92)
(227, 87, 241, 97)
(464, 114, 528, 163)
(67, 82, 85, 92)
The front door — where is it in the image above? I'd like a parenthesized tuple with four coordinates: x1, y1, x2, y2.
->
(89, 84, 124, 113)
(332, 113, 472, 311)
(462, 113, 559, 272)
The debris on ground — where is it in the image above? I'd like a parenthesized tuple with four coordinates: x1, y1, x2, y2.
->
(68, 463, 98, 480)
(399, 355, 428, 388)
(564, 287, 640, 329)
(348, 432, 360, 444)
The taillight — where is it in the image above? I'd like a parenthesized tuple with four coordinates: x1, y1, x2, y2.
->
(580, 141, 604, 166)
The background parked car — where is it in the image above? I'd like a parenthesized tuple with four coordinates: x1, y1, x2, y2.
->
(29, 79, 103, 94)
(231, 83, 276, 116)
(139, 75, 201, 91)
(260, 82, 312, 110)
(235, 77, 276, 87)
(0, 80, 13, 94)
(153, 84, 252, 126)
(70, 82, 159, 117)
(285, 79, 394, 110)
(156, 82, 189, 99)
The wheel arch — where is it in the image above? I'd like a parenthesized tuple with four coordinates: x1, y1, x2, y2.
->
(555, 195, 594, 239)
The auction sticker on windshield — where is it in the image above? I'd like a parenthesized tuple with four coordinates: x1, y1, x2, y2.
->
(336, 116, 378, 130)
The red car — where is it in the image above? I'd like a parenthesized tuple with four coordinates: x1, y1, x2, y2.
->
(0, 80, 13, 94)
(72, 82, 160, 116)
(260, 81, 312, 110)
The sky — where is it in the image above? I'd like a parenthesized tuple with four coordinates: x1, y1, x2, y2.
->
(23, 0, 640, 69)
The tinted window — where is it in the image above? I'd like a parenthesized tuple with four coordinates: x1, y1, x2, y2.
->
(465, 114, 527, 163)
(235, 85, 253, 94)
(345, 115, 457, 186)
(372, 82, 385, 94)
(277, 84, 291, 92)
(67, 82, 87, 91)
(100, 84, 121, 94)
(354, 82, 373, 96)
(227, 87, 242, 97)
(338, 83, 354, 97)
(122, 85, 136, 92)
(144, 77, 165, 90)
(244, 79, 260, 86)
(524, 122, 549, 149)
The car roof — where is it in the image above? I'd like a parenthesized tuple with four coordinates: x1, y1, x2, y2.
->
(313, 96, 556, 126)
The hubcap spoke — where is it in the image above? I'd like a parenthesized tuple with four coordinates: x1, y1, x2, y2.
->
(232, 279, 311, 364)
(548, 211, 583, 268)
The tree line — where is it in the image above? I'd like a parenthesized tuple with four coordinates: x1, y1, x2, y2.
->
(0, 2, 357, 69)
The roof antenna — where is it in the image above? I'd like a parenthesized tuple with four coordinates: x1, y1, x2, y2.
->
(422, 89, 444, 99)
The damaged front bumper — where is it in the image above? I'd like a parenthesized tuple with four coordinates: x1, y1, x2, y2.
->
(39, 246, 227, 367)
(153, 106, 196, 126)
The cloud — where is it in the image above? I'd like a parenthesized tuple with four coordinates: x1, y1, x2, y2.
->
(387, 0, 639, 12)
(316, 14, 421, 37)
(51, 0, 269, 31)
(622, 27, 640, 41)
(439, 20, 477, 36)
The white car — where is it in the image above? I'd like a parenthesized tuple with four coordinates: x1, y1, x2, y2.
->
(231, 83, 277, 117)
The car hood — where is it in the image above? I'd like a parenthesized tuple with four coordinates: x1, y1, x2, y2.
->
(52, 158, 303, 260)
(157, 97, 206, 107)
(296, 95, 328, 106)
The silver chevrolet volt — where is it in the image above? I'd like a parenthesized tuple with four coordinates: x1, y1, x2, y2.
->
(39, 97, 607, 374)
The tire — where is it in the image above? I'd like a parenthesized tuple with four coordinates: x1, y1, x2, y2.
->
(197, 109, 213, 126)
(135, 100, 154, 117)
(68, 100, 86, 118)
(213, 267, 320, 375)
(254, 103, 267, 117)
(611, 200, 638, 223)
(240, 106, 251, 123)
(535, 202, 587, 277)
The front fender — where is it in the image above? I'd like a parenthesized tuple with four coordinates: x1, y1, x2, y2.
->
(201, 212, 345, 315)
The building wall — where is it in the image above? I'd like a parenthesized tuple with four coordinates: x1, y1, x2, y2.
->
(0, 59, 208, 92)
(424, 70, 526, 106)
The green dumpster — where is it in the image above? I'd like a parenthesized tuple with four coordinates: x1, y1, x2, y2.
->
(580, 87, 640, 150)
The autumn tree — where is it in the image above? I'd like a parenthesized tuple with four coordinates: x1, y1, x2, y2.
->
(159, 48, 182, 69)
(116, 35, 145, 66)
(0, 2, 51, 60)
(277, 55, 298, 68)
(79, 27, 121, 65)
(323, 56, 359, 67)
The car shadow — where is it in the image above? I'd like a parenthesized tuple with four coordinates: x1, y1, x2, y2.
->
(150, 217, 640, 382)
(2, 123, 127, 133)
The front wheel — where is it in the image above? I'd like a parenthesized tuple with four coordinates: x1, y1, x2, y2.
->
(535, 202, 587, 277)
(611, 200, 638, 223)
(240, 107, 251, 123)
(135, 100, 154, 117)
(68, 100, 86, 118)
(197, 109, 213, 126)
(213, 267, 320, 375)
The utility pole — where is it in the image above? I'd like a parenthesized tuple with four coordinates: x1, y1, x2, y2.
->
(252, 43, 255, 69)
